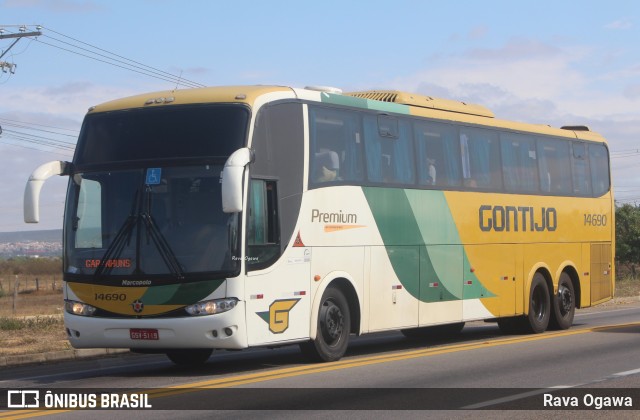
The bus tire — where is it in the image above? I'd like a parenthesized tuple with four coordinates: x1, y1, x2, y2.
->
(524, 273, 550, 334)
(166, 349, 213, 366)
(549, 272, 575, 330)
(300, 286, 350, 362)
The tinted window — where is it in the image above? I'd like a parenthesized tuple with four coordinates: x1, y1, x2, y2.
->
(590, 144, 610, 196)
(363, 115, 415, 184)
(460, 127, 501, 189)
(414, 121, 461, 187)
(571, 142, 592, 196)
(64, 166, 240, 279)
(501, 133, 539, 192)
(537, 138, 572, 195)
(306, 104, 610, 198)
(76, 104, 249, 166)
(247, 179, 280, 270)
(309, 107, 364, 184)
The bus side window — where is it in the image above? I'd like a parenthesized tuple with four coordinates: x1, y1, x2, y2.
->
(589, 144, 610, 197)
(460, 128, 501, 190)
(363, 115, 415, 185)
(500, 133, 539, 193)
(537, 138, 571, 195)
(247, 179, 280, 270)
(414, 121, 461, 187)
(309, 107, 364, 185)
(571, 142, 592, 196)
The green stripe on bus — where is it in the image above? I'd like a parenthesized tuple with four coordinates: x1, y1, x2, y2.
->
(363, 187, 493, 302)
(141, 279, 225, 305)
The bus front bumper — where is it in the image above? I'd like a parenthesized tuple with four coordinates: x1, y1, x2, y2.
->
(64, 302, 248, 350)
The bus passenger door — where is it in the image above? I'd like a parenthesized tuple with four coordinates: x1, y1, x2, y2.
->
(245, 248, 311, 346)
(243, 179, 311, 346)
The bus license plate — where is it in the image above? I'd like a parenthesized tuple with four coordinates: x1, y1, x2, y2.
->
(130, 328, 159, 340)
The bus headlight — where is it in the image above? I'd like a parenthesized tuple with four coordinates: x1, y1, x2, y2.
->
(65, 300, 97, 316)
(185, 298, 238, 316)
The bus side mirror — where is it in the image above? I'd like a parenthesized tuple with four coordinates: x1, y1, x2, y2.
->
(221, 148, 254, 213)
(24, 161, 70, 223)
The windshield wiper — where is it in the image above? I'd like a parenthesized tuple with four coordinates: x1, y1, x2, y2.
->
(141, 185, 184, 279)
(94, 189, 139, 278)
(141, 213, 184, 279)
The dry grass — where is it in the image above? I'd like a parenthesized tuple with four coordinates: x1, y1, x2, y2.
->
(0, 275, 68, 356)
(614, 276, 640, 298)
(0, 275, 64, 317)
(0, 316, 70, 356)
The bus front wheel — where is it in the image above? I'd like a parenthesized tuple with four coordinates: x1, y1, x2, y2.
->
(300, 286, 350, 362)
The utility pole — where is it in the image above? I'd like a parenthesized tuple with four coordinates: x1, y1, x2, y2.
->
(0, 25, 42, 75)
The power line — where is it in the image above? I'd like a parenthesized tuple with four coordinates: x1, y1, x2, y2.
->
(0, 119, 78, 139)
(0, 140, 73, 159)
(2, 128, 75, 147)
(2, 25, 208, 88)
(0, 117, 79, 134)
(0, 115, 78, 156)
(34, 36, 203, 88)
(41, 26, 206, 88)
(26, 26, 206, 88)
(610, 148, 640, 160)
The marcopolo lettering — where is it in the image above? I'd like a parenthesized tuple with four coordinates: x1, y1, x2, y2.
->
(479, 205, 557, 232)
(311, 209, 358, 224)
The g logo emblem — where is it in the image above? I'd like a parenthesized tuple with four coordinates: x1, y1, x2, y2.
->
(257, 299, 300, 334)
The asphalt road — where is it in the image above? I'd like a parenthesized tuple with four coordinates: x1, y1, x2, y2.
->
(2, 300, 640, 419)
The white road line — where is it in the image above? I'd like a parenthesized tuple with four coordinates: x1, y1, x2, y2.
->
(575, 307, 640, 317)
(462, 369, 640, 409)
(611, 367, 640, 377)
(461, 388, 551, 410)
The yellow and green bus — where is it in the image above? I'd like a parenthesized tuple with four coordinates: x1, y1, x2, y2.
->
(24, 85, 614, 365)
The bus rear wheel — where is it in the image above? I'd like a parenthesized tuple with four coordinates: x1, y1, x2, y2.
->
(549, 272, 575, 330)
(499, 274, 551, 334)
(166, 349, 213, 366)
(300, 286, 350, 362)
(524, 273, 550, 334)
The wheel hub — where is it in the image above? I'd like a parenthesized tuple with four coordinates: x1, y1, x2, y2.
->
(558, 285, 573, 315)
(320, 301, 344, 345)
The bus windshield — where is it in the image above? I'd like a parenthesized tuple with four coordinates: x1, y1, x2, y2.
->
(64, 104, 249, 281)
(65, 165, 239, 280)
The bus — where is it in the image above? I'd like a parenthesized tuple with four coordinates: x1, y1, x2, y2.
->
(24, 85, 614, 365)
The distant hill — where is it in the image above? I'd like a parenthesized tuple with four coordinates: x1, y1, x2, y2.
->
(0, 229, 63, 243)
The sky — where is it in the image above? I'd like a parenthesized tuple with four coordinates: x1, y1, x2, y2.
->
(1, 0, 639, 232)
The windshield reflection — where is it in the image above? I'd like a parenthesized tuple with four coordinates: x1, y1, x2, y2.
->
(64, 165, 239, 280)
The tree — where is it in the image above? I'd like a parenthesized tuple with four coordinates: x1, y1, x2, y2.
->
(615, 204, 640, 277)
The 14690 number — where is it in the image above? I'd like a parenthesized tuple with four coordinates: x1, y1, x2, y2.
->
(94, 293, 127, 301)
(584, 213, 607, 226)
